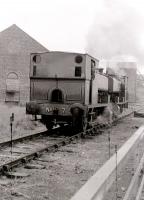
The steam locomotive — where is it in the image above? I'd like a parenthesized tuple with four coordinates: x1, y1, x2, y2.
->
(26, 51, 128, 131)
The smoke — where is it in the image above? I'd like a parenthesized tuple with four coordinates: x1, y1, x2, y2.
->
(86, 0, 144, 64)
(96, 103, 120, 125)
(106, 60, 137, 76)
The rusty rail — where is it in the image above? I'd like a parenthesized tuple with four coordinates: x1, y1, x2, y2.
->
(0, 108, 136, 176)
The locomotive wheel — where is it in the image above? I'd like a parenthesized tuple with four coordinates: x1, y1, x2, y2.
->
(72, 116, 87, 133)
(46, 122, 53, 130)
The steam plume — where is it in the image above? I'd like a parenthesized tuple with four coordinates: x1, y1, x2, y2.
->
(86, 0, 144, 64)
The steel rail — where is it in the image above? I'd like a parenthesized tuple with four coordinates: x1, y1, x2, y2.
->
(0, 108, 135, 176)
(0, 125, 67, 149)
(0, 130, 48, 149)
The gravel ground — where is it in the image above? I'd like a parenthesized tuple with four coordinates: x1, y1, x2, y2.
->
(0, 113, 144, 200)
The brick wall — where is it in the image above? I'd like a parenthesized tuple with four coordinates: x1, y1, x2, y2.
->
(0, 25, 48, 105)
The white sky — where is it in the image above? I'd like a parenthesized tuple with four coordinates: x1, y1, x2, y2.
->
(0, 0, 98, 52)
(1, 0, 144, 72)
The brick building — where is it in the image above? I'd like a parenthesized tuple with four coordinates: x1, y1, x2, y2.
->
(117, 62, 137, 103)
(0, 24, 48, 105)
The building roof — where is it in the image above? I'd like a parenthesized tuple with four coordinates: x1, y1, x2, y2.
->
(0, 24, 48, 55)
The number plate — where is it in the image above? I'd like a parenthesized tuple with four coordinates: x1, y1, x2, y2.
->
(46, 107, 65, 113)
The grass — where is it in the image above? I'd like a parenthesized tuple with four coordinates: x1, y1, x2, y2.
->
(0, 103, 44, 141)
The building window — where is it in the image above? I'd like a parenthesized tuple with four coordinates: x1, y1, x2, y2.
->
(7, 72, 18, 79)
(91, 60, 95, 80)
(51, 89, 63, 103)
(33, 55, 41, 63)
(75, 66, 82, 77)
(75, 55, 83, 64)
(6, 72, 19, 93)
(33, 65, 37, 76)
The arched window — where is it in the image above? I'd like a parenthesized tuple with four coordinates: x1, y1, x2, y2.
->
(51, 89, 63, 103)
(6, 72, 19, 92)
(7, 72, 18, 79)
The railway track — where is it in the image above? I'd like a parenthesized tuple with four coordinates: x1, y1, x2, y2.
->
(0, 124, 100, 175)
(0, 126, 71, 174)
(0, 108, 137, 176)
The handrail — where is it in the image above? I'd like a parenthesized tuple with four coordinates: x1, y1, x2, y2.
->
(70, 126, 144, 200)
